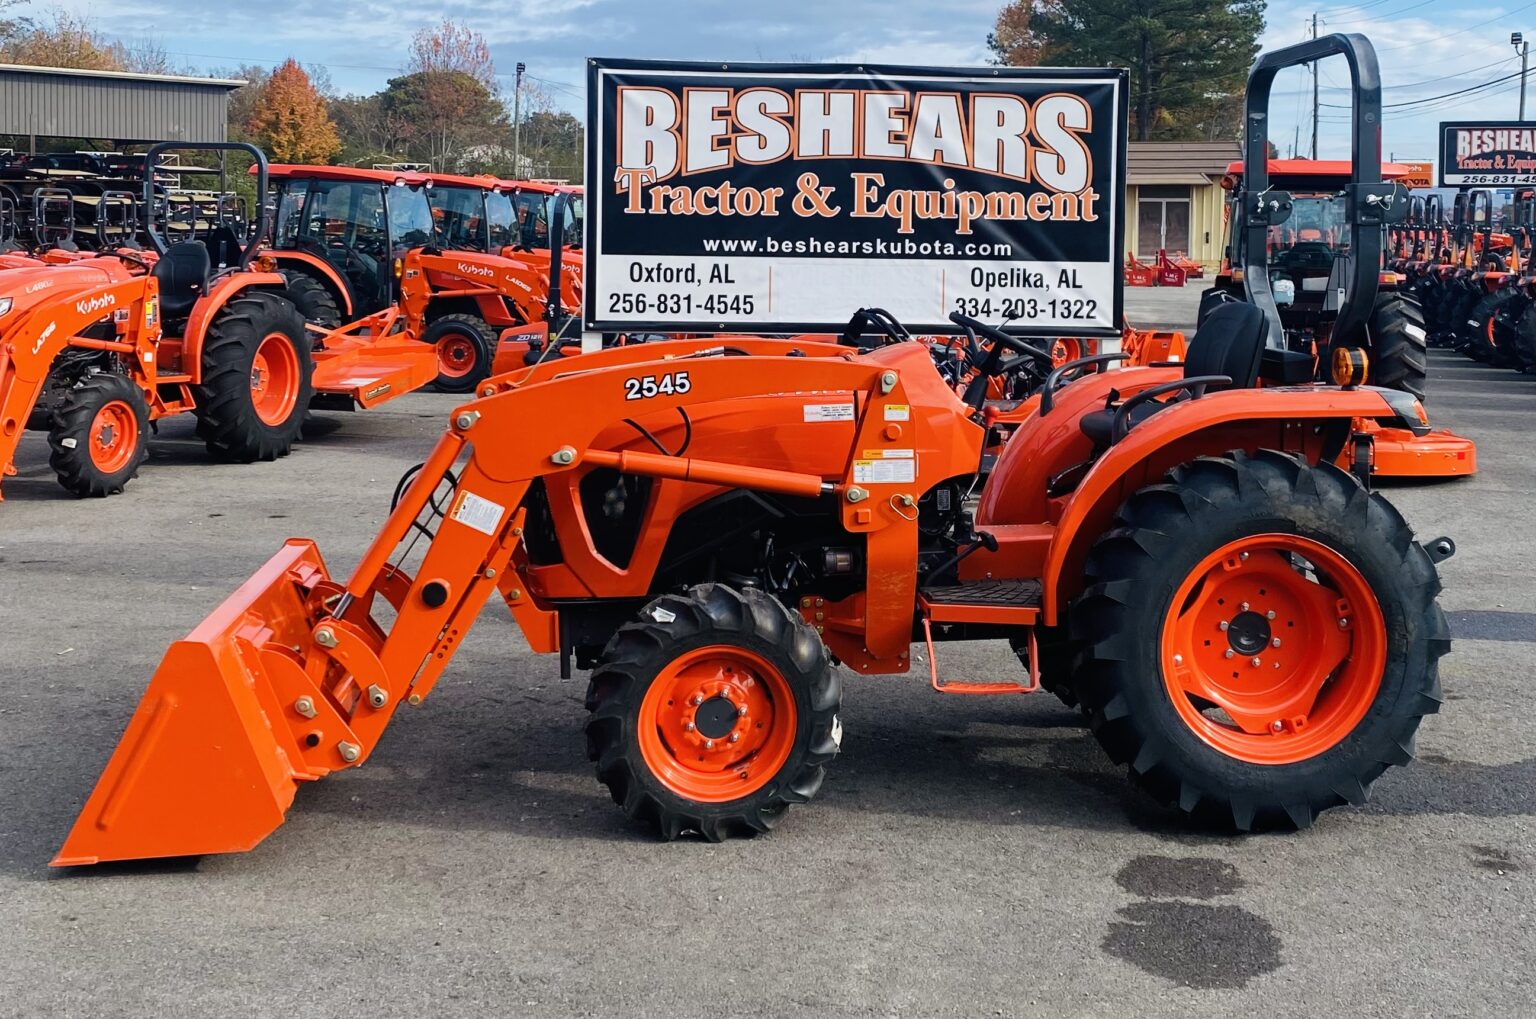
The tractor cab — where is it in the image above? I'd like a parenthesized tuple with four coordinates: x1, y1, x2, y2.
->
(268, 165, 437, 318)
(509, 180, 583, 253)
(424, 173, 518, 253)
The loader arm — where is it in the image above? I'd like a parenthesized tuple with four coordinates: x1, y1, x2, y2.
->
(57, 345, 974, 865)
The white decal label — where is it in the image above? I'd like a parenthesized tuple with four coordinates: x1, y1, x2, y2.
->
(450, 490, 506, 535)
(803, 403, 854, 422)
(883, 404, 910, 421)
(853, 458, 916, 484)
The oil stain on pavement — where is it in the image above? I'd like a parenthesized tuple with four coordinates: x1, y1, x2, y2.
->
(1103, 856, 1281, 989)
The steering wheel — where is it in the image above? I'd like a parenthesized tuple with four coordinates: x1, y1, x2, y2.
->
(112, 249, 153, 273)
(947, 311, 1055, 369)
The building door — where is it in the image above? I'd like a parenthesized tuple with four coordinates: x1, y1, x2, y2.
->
(1137, 185, 1192, 255)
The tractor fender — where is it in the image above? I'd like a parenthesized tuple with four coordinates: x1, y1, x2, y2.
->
(266, 250, 353, 317)
(1037, 386, 1402, 626)
(180, 272, 290, 380)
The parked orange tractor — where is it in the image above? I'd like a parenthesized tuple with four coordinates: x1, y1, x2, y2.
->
(52, 34, 1458, 866)
(263, 165, 578, 393)
(0, 144, 438, 500)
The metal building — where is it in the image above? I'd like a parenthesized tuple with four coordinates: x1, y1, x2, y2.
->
(0, 64, 245, 149)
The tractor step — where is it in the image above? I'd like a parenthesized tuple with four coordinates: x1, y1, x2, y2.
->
(919, 616, 1039, 696)
(919, 579, 1042, 624)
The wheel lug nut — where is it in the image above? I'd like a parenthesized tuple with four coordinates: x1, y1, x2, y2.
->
(1225, 650, 1235, 659)
(1251, 657, 1261, 667)
(1271, 637, 1282, 648)
(737, 705, 748, 717)
(705, 739, 715, 750)
(728, 733, 740, 744)
(1339, 618, 1350, 629)
(685, 722, 696, 732)
(1266, 610, 1276, 620)
(1173, 654, 1184, 664)
(1271, 720, 1284, 732)
(1219, 621, 1230, 632)
(691, 694, 703, 705)
(1240, 552, 1250, 561)
(1240, 602, 1250, 611)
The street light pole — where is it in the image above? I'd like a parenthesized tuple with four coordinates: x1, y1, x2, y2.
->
(1515, 33, 1530, 120)
(513, 62, 527, 175)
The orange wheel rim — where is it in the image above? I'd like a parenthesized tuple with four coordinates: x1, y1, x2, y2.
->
(636, 646, 798, 802)
(435, 332, 479, 379)
(1487, 315, 1498, 346)
(88, 398, 137, 473)
(250, 332, 300, 426)
(1159, 533, 1386, 765)
(1051, 337, 1082, 367)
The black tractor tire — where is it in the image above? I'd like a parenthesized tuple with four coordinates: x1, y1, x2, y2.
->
(585, 584, 842, 841)
(47, 372, 149, 497)
(420, 313, 493, 394)
(1364, 291, 1430, 401)
(1465, 288, 1523, 367)
(193, 291, 313, 462)
(1068, 450, 1449, 832)
(284, 272, 343, 332)
(1444, 284, 1483, 353)
(1515, 302, 1536, 373)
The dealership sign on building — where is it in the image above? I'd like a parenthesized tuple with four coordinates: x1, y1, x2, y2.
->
(585, 58, 1128, 337)
(1439, 122, 1536, 186)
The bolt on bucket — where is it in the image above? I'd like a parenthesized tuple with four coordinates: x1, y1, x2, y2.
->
(53, 540, 355, 866)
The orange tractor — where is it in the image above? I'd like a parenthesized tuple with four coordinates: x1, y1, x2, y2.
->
(0, 144, 438, 500)
(263, 165, 577, 393)
(53, 35, 1456, 864)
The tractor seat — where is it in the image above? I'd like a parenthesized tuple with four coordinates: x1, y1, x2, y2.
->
(1078, 301, 1268, 446)
(152, 241, 211, 319)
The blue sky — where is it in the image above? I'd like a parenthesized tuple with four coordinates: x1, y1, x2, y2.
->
(30, 0, 1536, 160)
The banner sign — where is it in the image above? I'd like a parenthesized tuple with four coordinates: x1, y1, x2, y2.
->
(1396, 161, 1434, 189)
(585, 59, 1128, 336)
(1439, 122, 1536, 186)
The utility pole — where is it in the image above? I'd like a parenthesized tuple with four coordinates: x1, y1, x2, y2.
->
(1514, 33, 1530, 119)
(1311, 11, 1319, 160)
(513, 62, 527, 176)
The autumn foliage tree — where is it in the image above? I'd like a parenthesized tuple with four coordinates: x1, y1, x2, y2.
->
(380, 19, 509, 171)
(246, 59, 341, 163)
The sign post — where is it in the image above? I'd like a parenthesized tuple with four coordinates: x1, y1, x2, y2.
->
(585, 59, 1128, 338)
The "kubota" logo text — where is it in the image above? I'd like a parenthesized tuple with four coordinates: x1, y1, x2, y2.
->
(75, 293, 117, 317)
(455, 262, 496, 278)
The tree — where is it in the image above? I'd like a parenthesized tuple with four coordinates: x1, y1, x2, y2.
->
(408, 18, 499, 94)
(988, 0, 1266, 142)
(0, 10, 126, 70)
(246, 59, 341, 163)
(380, 70, 510, 171)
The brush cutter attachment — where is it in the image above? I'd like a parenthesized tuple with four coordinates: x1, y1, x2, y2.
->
(52, 540, 362, 865)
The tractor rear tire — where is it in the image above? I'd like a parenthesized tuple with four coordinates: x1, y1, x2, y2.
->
(284, 273, 343, 332)
(421, 313, 492, 394)
(585, 584, 841, 841)
(1515, 302, 1536, 373)
(193, 291, 313, 462)
(1465, 289, 1522, 367)
(1365, 292, 1429, 401)
(1068, 450, 1449, 832)
(47, 372, 149, 497)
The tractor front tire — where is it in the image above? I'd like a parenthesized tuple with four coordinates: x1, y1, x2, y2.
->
(1515, 302, 1536, 373)
(421, 313, 493, 394)
(193, 292, 313, 462)
(1365, 292, 1429, 401)
(1069, 450, 1448, 832)
(284, 273, 343, 332)
(47, 372, 149, 497)
(585, 584, 842, 841)
(1465, 289, 1522, 367)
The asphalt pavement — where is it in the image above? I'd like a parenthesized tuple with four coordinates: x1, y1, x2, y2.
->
(0, 287, 1531, 1018)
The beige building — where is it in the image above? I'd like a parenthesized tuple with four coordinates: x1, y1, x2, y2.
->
(1125, 141, 1241, 272)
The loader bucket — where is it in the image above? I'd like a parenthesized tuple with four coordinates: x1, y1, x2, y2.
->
(54, 540, 340, 866)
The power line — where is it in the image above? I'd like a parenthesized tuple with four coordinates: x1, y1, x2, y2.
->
(1374, 0, 1536, 51)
